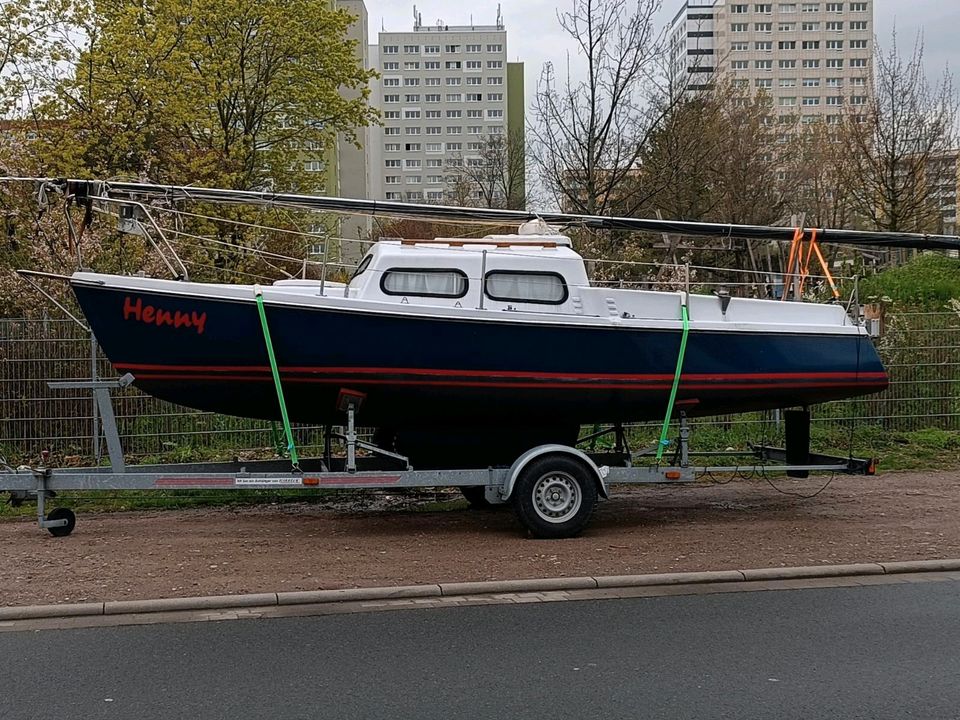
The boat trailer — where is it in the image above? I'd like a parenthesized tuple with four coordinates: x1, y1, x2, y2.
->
(0, 377, 875, 539)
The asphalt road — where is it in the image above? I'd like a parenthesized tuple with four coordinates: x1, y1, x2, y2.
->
(4, 580, 960, 720)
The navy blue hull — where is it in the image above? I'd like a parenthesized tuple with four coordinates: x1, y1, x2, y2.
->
(72, 283, 888, 427)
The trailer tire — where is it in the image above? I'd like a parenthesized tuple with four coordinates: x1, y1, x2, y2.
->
(46, 507, 76, 537)
(511, 455, 598, 539)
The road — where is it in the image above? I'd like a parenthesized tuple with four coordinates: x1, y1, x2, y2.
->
(3, 580, 960, 720)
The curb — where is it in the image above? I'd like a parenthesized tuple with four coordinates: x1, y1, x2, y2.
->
(4, 558, 960, 622)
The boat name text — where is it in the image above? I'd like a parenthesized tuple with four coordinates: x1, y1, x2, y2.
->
(123, 296, 208, 335)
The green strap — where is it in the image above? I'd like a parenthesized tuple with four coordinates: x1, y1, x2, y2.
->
(656, 303, 690, 462)
(255, 286, 299, 467)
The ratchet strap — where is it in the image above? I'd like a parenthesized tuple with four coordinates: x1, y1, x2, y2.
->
(254, 285, 299, 468)
(656, 302, 690, 462)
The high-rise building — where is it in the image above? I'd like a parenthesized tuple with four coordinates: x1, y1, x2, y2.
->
(669, 0, 874, 123)
(368, 7, 524, 205)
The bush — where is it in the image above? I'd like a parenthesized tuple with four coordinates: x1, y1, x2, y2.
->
(859, 253, 960, 309)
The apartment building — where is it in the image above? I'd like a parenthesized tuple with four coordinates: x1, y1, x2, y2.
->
(368, 9, 524, 204)
(669, 0, 874, 122)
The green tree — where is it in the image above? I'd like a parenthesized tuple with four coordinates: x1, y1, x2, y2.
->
(38, 0, 377, 192)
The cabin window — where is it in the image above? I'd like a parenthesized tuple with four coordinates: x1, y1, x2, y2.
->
(347, 255, 373, 287)
(380, 268, 468, 298)
(484, 271, 568, 305)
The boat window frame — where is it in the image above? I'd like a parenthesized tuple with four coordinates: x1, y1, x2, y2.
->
(379, 266, 470, 299)
(348, 254, 373, 286)
(483, 269, 570, 306)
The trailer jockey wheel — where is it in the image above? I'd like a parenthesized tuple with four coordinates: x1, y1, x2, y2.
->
(46, 507, 76, 537)
(511, 455, 598, 539)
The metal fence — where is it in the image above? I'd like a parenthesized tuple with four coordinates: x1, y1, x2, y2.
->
(2, 311, 959, 464)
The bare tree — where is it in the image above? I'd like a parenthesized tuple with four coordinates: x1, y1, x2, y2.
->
(447, 130, 527, 209)
(529, 0, 675, 216)
(838, 31, 957, 234)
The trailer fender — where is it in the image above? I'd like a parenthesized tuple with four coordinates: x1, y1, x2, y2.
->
(502, 445, 609, 501)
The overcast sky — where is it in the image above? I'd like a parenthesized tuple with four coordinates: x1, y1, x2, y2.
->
(364, 0, 958, 105)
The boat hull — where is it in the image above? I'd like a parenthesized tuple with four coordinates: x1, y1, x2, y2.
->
(72, 282, 889, 427)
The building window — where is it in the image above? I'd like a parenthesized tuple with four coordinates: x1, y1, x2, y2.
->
(385, 159, 401, 168)
(424, 45, 440, 54)
(384, 127, 400, 135)
(384, 175, 400, 184)
(405, 176, 422, 185)
(731, 23, 748, 32)
(445, 61, 461, 70)
(487, 60, 504, 69)
(850, 39, 868, 49)
(779, 3, 797, 11)
(383, 62, 399, 70)
(467, 109, 483, 118)
(779, 41, 796, 50)
(802, 97, 820, 106)
(779, 22, 796, 30)
(467, 125, 483, 134)
(756, 60, 773, 70)
(383, 77, 399, 87)
(851, 95, 867, 105)
(487, 125, 504, 135)
(404, 78, 420, 86)
(383, 45, 398, 54)
(383, 110, 400, 119)
(802, 78, 820, 87)
(827, 40, 843, 49)
(732, 60, 749, 70)
(404, 143, 421, 151)
(826, 21, 843, 31)
(850, 58, 868, 68)
(425, 78, 441, 86)
(404, 94, 420, 102)
(779, 77, 797, 87)
(405, 61, 420, 70)
(778, 59, 795, 69)
(732, 42, 749, 51)
(405, 159, 421, 168)
(826, 58, 844, 68)
(425, 94, 441, 102)
(466, 76, 482, 85)
(802, 40, 820, 49)
(447, 110, 462, 118)
(756, 78, 773, 88)
(303, 160, 322, 172)
(802, 22, 820, 30)
(850, 20, 868, 30)
(447, 126, 462, 134)
(446, 93, 462, 102)
(755, 22, 772, 31)
(826, 77, 843, 87)
(385, 143, 401, 152)
(487, 44, 503, 52)
(487, 76, 503, 85)
(446, 142, 462, 151)
(424, 61, 440, 69)
(826, 2, 843, 10)
(466, 61, 482, 70)
(467, 93, 483, 101)
(445, 44, 460, 53)
(850, 2, 867, 10)
(826, 96, 842, 105)
(466, 44, 482, 53)
(755, 41, 772, 51)
(404, 110, 421, 119)
(487, 93, 504, 101)
(426, 145, 443, 154)
(426, 126, 441, 135)
(756, 3, 773, 12)
(403, 45, 420, 54)
(385, 192, 402, 200)
(802, 59, 820, 68)
(446, 77, 461, 85)
(730, 4, 748, 12)
(801, 2, 819, 10)
(406, 191, 423, 200)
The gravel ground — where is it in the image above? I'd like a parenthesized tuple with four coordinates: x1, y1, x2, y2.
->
(3, 470, 958, 606)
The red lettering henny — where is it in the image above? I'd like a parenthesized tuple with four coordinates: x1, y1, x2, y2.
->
(123, 296, 208, 335)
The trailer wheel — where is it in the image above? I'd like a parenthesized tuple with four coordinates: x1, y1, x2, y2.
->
(46, 507, 76, 537)
(511, 456, 598, 539)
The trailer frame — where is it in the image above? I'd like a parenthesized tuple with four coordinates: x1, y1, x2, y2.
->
(1, 378, 875, 539)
